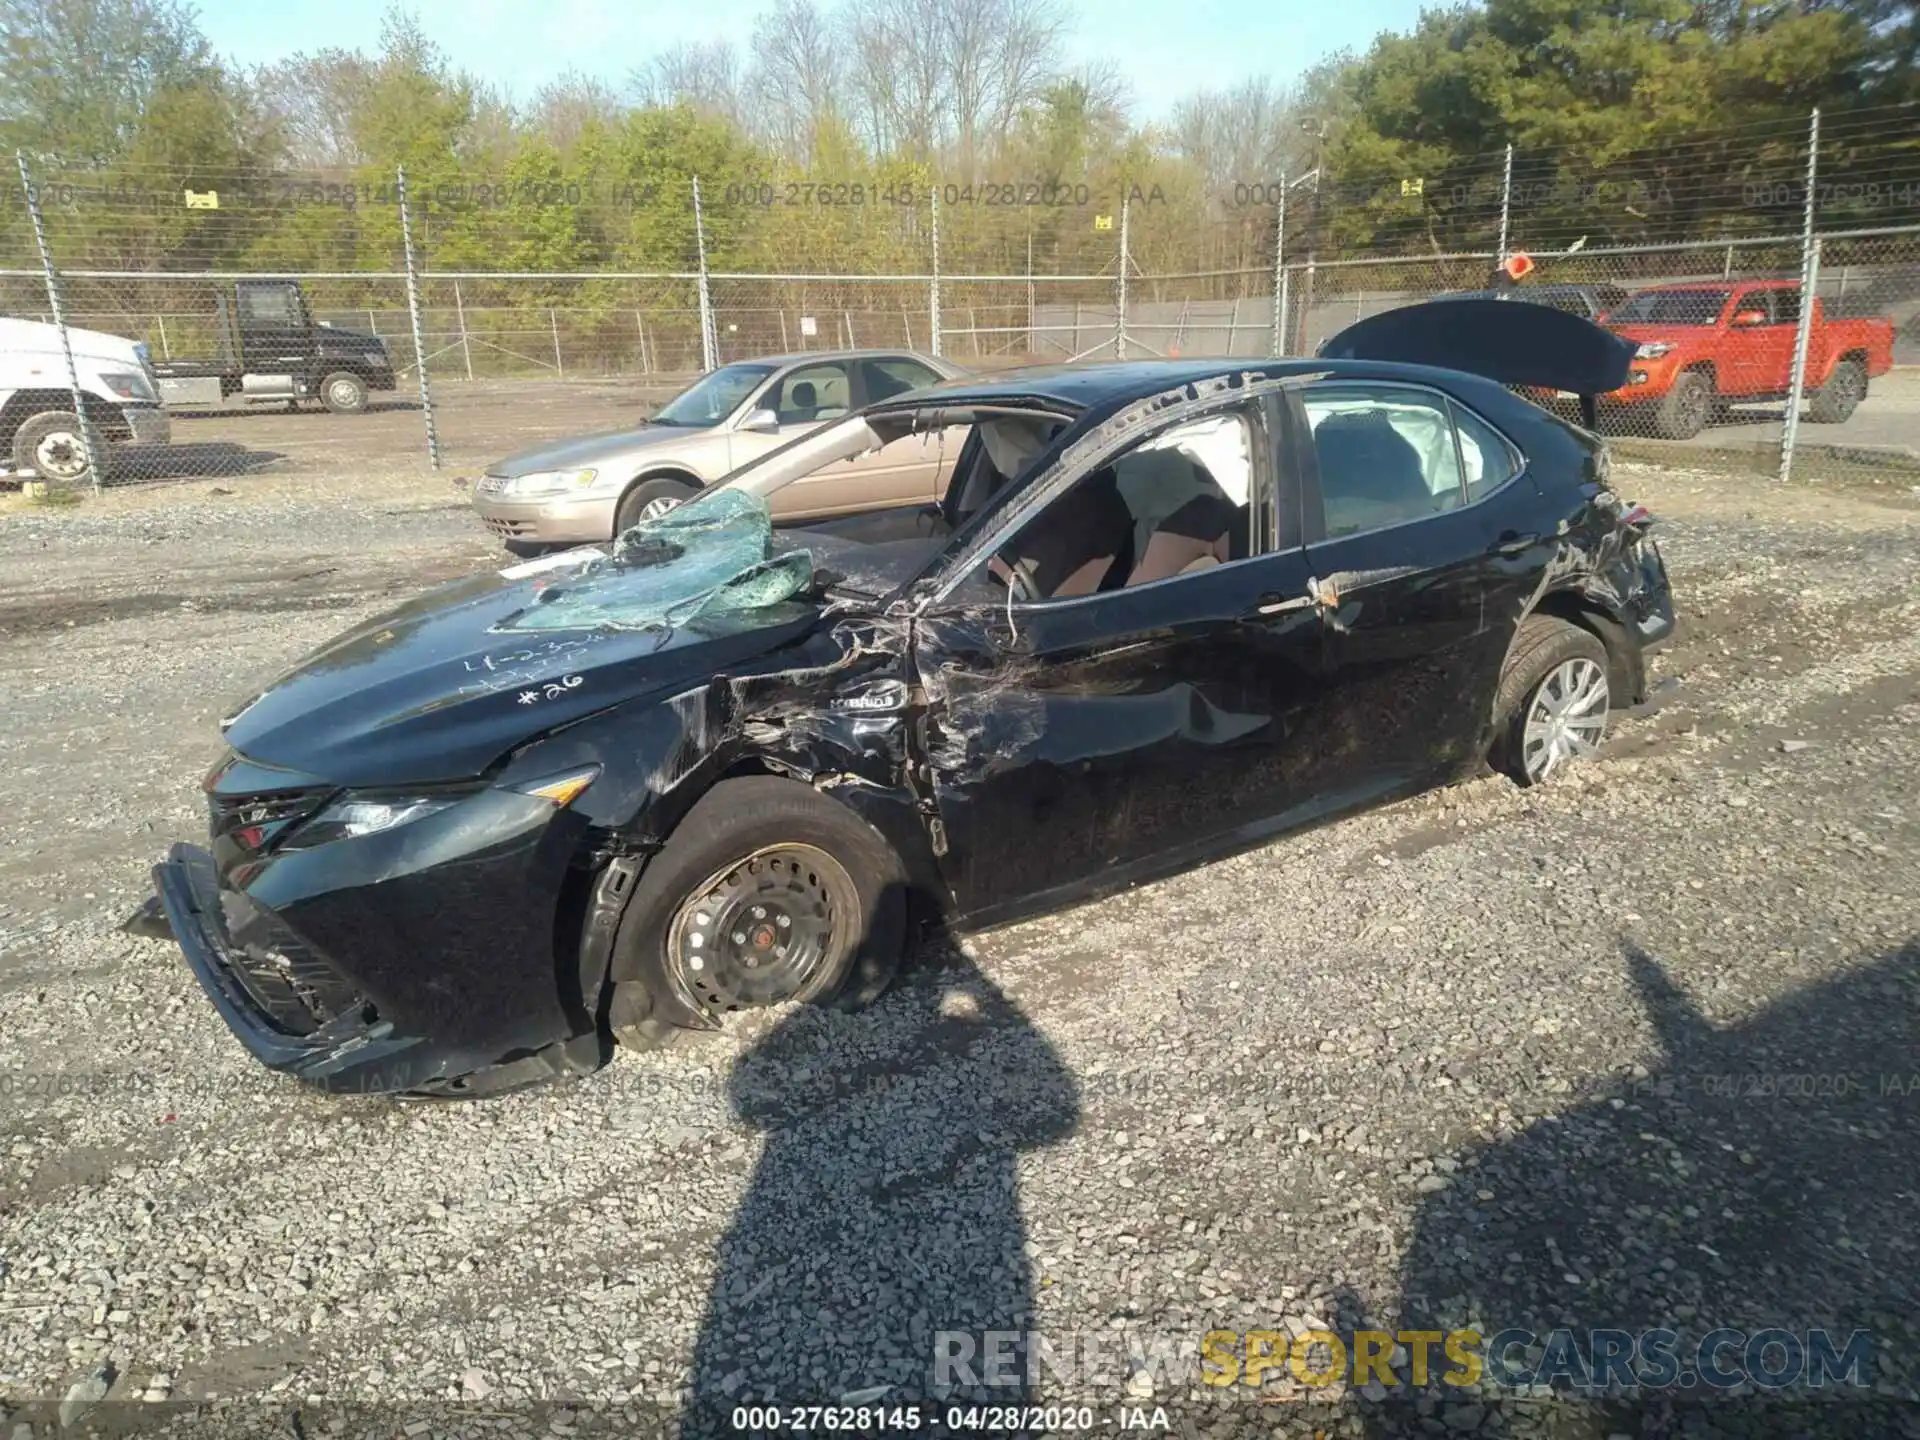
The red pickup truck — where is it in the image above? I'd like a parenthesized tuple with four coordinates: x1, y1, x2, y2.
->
(1599, 279, 1895, 439)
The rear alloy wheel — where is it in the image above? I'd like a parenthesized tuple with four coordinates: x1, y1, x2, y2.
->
(1519, 657, 1610, 782)
(1492, 614, 1613, 787)
(1654, 369, 1713, 440)
(605, 776, 907, 1049)
(320, 371, 369, 414)
(12, 410, 93, 486)
(1807, 359, 1867, 425)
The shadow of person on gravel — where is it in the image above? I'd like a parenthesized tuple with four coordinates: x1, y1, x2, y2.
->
(682, 927, 1080, 1435)
(1367, 937, 1918, 1438)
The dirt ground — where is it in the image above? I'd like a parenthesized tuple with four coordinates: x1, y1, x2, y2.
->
(0, 456, 1917, 1437)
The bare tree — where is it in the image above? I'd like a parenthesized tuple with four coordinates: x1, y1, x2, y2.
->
(843, 0, 944, 159)
(253, 48, 373, 168)
(746, 0, 845, 159)
(1167, 75, 1304, 194)
(838, 0, 1065, 168)
(527, 68, 625, 152)
(631, 39, 745, 124)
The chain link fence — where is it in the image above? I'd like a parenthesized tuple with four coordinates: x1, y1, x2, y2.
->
(3, 104, 1917, 497)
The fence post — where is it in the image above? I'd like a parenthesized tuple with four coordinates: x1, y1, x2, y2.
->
(1115, 191, 1131, 359)
(1779, 108, 1821, 485)
(692, 176, 717, 371)
(550, 308, 564, 377)
(15, 150, 105, 493)
(156, 313, 171, 359)
(1298, 255, 1316, 355)
(1496, 143, 1514, 264)
(395, 165, 442, 470)
(635, 311, 649, 375)
(1270, 174, 1288, 357)
(929, 183, 943, 357)
(1277, 268, 1291, 357)
(453, 278, 474, 381)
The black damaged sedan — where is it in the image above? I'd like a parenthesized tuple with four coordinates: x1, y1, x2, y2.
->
(146, 301, 1674, 1096)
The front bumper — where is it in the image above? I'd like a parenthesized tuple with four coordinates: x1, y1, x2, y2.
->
(471, 484, 619, 545)
(154, 843, 430, 1090)
(152, 773, 607, 1094)
(119, 405, 171, 445)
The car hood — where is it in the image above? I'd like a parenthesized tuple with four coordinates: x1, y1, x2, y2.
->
(222, 560, 822, 788)
(315, 324, 387, 353)
(0, 317, 146, 372)
(488, 423, 709, 477)
(1606, 324, 1716, 346)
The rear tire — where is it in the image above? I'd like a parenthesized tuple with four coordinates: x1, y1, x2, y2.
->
(1491, 615, 1612, 787)
(319, 371, 368, 414)
(1807, 359, 1866, 424)
(1654, 369, 1712, 440)
(11, 410, 94, 485)
(614, 475, 699, 536)
(607, 777, 907, 1050)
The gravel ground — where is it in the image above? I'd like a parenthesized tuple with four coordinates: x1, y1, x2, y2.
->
(0, 463, 1917, 1440)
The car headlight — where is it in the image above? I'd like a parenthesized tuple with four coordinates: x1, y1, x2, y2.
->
(99, 370, 156, 402)
(281, 794, 464, 850)
(1634, 342, 1675, 359)
(505, 468, 599, 497)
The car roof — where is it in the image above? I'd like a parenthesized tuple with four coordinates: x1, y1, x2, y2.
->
(1444, 283, 1607, 298)
(726, 348, 948, 368)
(1630, 280, 1759, 292)
(885, 356, 1523, 415)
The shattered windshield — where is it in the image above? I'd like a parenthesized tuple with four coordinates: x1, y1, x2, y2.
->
(500, 488, 812, 633)
(650, 363, 775, 426)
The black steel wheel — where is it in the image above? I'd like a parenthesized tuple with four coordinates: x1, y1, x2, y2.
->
(605, 777, 908, 1048)
(666, 844, 858, 1013)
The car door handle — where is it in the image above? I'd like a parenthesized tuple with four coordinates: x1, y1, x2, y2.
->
(1254, 592, 1315, 616)
(1495, 530, 1535, 555)
(1253, 575, 1340, 617)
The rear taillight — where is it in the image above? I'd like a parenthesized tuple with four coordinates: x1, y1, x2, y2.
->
(1621, 503, 1655, 533)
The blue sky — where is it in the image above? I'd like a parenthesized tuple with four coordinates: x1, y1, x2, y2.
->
(195, 0, 1421, 119)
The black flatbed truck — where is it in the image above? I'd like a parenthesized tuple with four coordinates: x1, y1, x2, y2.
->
(152, 279, 397, 413)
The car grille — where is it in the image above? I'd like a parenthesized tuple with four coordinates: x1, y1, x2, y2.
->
(209, 787, 328, 861)
(482, 517, 538, 538)
(213, 889, 365, 1036)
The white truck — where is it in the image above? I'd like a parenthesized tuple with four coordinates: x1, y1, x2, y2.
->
(0, 317, 171, 484)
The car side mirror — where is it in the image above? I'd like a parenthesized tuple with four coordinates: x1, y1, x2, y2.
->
(1731, 309, 1767, 328)
(742, 408, 780, 434)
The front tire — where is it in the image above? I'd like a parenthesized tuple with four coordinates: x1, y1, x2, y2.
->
(614, 475, 699, 536)
(320, 371, 369, 414)
(1807, 359, 1866, 424)
(1654, 369, 1712, 440)
(12, 410, 95, 486)
(1491, 615, 1612, 787)
(607, 777, 907, 1049)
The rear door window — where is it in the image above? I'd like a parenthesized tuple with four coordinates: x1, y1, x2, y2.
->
(772, 363, 853, 424)
(1450, 402, 1521, 502)
(1303, 385, 1466, 537)
(861, 357, 942, 402)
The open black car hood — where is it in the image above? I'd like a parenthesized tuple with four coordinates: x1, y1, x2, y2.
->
(1319, 298, 1636, 397)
